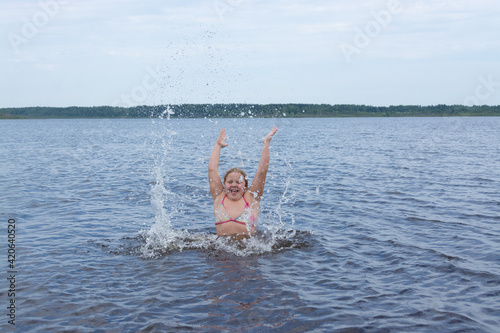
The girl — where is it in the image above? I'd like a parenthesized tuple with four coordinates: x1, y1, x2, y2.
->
(208, 127, 277, 236)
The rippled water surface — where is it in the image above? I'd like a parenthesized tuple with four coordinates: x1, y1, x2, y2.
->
(1, 117, 499, 332)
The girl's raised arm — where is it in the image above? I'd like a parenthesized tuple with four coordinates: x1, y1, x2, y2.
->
(208, 129, 228, 201)
(248, 127, 277, 201)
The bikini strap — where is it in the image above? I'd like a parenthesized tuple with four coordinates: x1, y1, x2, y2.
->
(222, 194, 249, 207)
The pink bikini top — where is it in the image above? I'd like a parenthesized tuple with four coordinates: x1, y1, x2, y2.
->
(214, 195, 256, 226)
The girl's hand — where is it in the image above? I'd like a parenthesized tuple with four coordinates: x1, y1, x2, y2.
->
(263, 126, 277, 144)
(216, 129, 229, 148)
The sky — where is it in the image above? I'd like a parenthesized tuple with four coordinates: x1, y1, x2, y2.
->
(1, 0, 499, 108)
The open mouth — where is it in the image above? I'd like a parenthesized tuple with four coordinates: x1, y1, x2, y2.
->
(229, 188, 239, 195)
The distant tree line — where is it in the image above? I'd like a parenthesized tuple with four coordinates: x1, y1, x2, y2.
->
(1, 104, 500, 119)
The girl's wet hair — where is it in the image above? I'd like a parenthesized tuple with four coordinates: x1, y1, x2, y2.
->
(224, 168, 248, 189)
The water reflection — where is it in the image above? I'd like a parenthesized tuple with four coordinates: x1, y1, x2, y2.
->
(201, 253, 272, 330)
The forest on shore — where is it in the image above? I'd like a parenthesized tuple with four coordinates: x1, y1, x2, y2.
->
(1, 104, 500, 119)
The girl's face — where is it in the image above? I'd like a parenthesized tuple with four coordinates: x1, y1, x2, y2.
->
(224, 172, 247, 201)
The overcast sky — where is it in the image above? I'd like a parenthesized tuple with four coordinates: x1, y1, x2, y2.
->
(1, 0, 499, 107)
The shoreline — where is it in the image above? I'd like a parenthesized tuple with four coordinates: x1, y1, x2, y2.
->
(2, 104, 500, 119)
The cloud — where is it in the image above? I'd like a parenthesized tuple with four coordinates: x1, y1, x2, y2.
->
(1, 0, 499, 107)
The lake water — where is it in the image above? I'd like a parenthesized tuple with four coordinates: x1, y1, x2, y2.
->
(1, 116, 499, 332)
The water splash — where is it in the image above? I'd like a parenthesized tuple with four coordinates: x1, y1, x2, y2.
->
(137, 110, 303, 258)
(140, 105, 183, 256)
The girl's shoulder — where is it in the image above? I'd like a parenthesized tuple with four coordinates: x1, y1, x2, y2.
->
(244, 191, 259, 206)
(213, 193, 225, 206)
